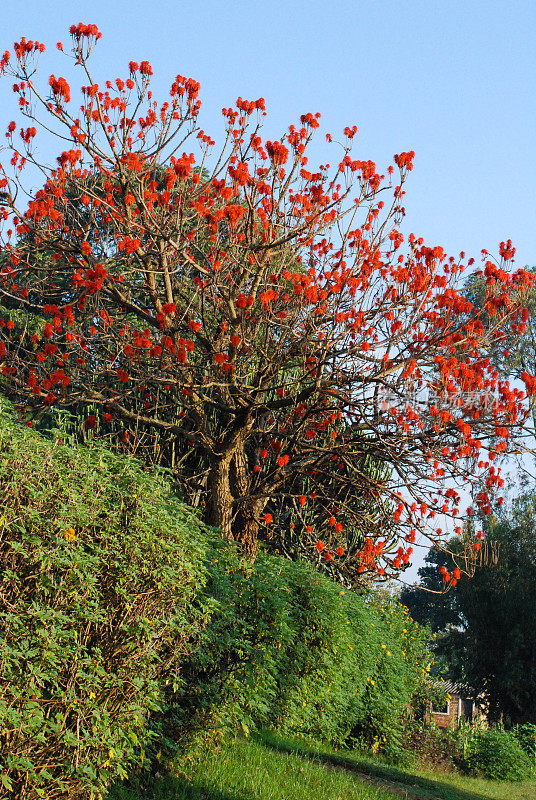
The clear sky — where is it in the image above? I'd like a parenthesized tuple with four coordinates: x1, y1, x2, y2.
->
(0, 0, 534, 267)
(0, 0, 534, 583)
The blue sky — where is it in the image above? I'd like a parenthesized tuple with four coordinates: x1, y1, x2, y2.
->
(0, 0, 534, 267)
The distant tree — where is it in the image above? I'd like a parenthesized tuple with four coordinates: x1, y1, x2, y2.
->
(0, 24, 534, 577)
(465, 267, 536, 382)
(465, 267, 536, 472)
(401, 495, 536, 725)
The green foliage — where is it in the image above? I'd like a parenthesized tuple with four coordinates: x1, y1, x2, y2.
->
(158, 552, 429, 759)
(401, 496, 536, 725)
(513, 723, 536, 767)
(0, 398, 430, 796)
(0, 398, 209, 800)
(465, 728, 532, 781)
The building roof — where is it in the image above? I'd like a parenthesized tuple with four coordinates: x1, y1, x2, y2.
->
(435, 679, 475, 698)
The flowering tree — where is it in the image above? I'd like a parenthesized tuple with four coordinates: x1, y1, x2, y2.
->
(0, 24, 534, 580)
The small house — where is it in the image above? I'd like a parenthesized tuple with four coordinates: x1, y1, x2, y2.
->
(425, 680, 487, 729)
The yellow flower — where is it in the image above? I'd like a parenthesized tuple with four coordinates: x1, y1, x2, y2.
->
(64, 527, 76, 542)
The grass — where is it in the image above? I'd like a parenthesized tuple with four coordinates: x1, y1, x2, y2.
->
(259, 730, 536, 800)
(107, 731, 536, 800)
(108, 736, 398, 800)
(414, 764, 536, 800)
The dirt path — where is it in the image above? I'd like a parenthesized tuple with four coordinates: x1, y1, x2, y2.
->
(325, 761, 444, 800)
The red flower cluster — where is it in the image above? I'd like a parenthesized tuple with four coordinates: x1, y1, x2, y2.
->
(265, 140, 289, 165)
(13, 38, 45, 60)
(394, 150, 415, 170)
(69, 23, 102, 40)
(48, 75, 71, 103)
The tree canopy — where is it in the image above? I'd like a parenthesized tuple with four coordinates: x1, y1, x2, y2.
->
(0, 24, 534, 579)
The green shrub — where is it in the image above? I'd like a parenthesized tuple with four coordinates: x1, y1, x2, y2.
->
(465, 727, 532, 781)
(513, 723, 536, 772)
(156, 548, 429, 759)
(0, 398, 431, 795)
(0, 399, 209, 799)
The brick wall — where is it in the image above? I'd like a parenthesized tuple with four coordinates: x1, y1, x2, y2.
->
(425, 696, 460, 729)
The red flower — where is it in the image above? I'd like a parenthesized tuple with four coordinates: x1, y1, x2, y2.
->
(336, 546, 345, 557)
(298, 495, 307, 506)
(520, 371, 536, 396)
(316, 541, 325, 552)
(264, 513, 273, 524)
(48, 75, 71, 103)
(266, 140, 289, 165)
(225, 204, 245, 227)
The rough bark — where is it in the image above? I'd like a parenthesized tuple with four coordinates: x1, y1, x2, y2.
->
(204, 455, 233, 539)
(230, 444, 261, 561)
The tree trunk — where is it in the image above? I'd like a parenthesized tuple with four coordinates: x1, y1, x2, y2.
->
(204, 455, 233, 539)
(204, 440, 261, 562)
(230, 444, 261, 562)
(232, 502, 260, 561)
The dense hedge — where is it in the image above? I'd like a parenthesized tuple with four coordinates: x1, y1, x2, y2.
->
(154, 541, 428, 763)
(0, 399, 210, 799)
(0, 400, 429, 798)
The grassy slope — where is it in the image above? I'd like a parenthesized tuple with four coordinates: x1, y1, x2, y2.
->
(108, 733, 536, 800)
(109, 737, 397, 800)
